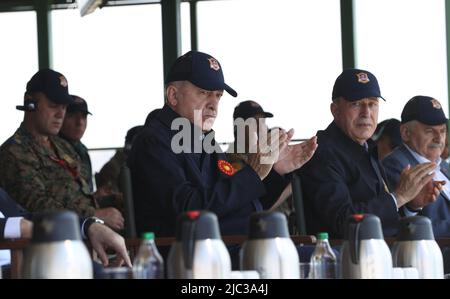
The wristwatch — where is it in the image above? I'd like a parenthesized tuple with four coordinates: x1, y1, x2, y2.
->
(405, 204, 423, 213)
(83, 216, 105, 237)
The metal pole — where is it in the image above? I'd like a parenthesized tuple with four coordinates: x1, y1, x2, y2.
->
(190, 0, 198, 51)
(445, 0, 450, 137)
(161, 0, 181, 80)
(34, 0, 52, 69)
(340, 0, 355, 69)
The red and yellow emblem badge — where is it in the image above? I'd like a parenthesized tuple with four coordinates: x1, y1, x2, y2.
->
(59, 75, 68, 87)
(356, 72, 370, 84)
(218, 160, 235, 176)
(208, 57, 220, 71)
(431, 99, 442, 109)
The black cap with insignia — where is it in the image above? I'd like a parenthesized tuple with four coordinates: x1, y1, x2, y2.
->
(165, 51, 237, 97)
(332, 68, 385, 102)
(401, 95, 448, 126)
(18, 68, 73, 110)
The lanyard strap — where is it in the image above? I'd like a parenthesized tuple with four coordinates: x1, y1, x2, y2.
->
(49, 155, 79, 179)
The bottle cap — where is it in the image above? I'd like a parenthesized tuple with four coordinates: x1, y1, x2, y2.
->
(317, 232, 329, 240)
(142, 232, 155, 240)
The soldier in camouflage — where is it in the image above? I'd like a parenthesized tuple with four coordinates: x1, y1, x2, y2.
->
(95, 125, 143, 194)
(60, 95, 124, 211)
(59, 95, 94, 192)
(0, 69, 124, 231)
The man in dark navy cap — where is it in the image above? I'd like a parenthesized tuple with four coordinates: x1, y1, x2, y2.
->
(233, 100, 274, 120)
(230, 100, 275, 175)
(0, 69, 123, 231)
(298, 69, 440, 238)
(129, 51, 314, 239)
(229, 101, 317, 210)
(383, 96, 450, 237)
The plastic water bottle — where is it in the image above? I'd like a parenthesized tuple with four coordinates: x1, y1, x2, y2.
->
(310, 232, 337, 279)
(133, 232, 164, 279)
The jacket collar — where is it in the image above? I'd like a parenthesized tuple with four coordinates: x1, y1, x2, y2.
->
(157, 104, 181, 129)
(155, 104, 218, 151)
(398, 144, 450, 180)
(325, 121, 378, 159)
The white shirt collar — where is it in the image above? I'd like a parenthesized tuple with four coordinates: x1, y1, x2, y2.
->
(404, 143, 450, 202)
(404, 143, 442, 166)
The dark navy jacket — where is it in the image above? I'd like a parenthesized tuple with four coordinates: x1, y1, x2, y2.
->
(382, 144, 450, 237)
(298, 122, 399, 238)
(128, 105, 287, 237)
(0, 188, 30, 239)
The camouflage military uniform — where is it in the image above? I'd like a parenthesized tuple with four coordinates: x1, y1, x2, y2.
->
(95, 148, 125, 194)
(62, 138, 94, 192)
(0, 124, 96, 217)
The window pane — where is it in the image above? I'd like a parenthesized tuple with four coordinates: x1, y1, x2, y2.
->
(355, 0, 448, 121)
(196, 0, 342, 142)
(181, 2, 191, 53)
(52, 5, 164, 153)
(0, 11, 38, 144)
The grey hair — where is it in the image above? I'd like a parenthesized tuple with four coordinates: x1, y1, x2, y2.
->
(403, 120, 418, 131)
(164, 81, 184, 104)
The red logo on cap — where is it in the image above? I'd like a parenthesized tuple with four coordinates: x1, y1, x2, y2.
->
(356, 72, 370, 84)
(208, 58, 220, 71)
(59, 76, 68, 87)
(431, 99, 442, 109)
(218, 160, 235, 176)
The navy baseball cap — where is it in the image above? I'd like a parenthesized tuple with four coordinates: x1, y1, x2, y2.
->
(165, 51, 237, 97)
(401, 95, 448, 126)
(233, 101, 273, 120)
(67, 95, 92, 115)
(332, 68, 385, 102)
(24, 68, 73, 105)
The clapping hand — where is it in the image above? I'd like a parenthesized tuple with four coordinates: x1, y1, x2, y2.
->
(273, 133, 318, 175)
(394, 162, 437, 208)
